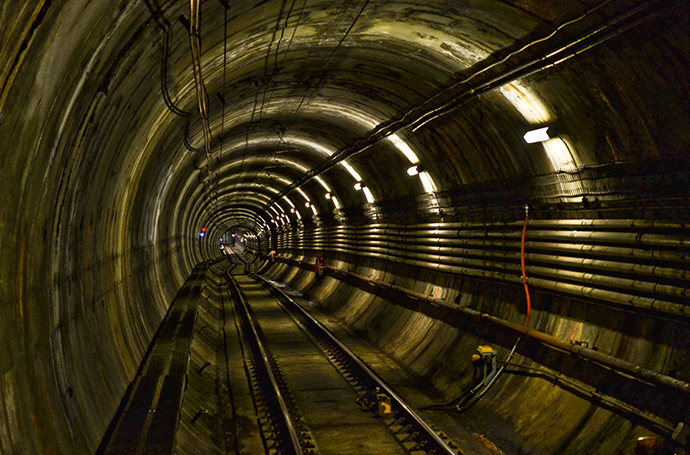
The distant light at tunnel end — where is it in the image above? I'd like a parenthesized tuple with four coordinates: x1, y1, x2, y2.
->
(524, 126, 556, 144)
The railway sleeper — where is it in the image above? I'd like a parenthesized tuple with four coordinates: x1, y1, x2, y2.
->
(401, 440, 422, 450)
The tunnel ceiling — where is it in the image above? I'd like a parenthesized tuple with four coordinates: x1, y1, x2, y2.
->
(4, 0, 684, 249)
(2, 0, 690, 452)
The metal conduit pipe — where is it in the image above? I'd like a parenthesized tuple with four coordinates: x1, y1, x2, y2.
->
(289, 239, 689, 295)
(301, 227, 690, 249)
(291, 234, 688, 264)
(308, 219, 689, 234)
(280, 245, 690, 317)
(287, 236, 690, 280)
(276, 256, 690, 395)
(320, 219, 688, 231)
(362, 229, 689, 248)
(294, 237, 689, 282)
(304, 226, 688, 241)
(304, 224, 690, 238)
(356, 244, 687, 299)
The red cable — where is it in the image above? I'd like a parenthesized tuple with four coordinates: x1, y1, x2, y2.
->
(521, 206, 531, 327)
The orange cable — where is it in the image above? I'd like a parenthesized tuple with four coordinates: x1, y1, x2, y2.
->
(521, 205, 531, 326)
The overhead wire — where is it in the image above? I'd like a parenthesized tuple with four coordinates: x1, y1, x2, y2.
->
(219, 1, 228, 162)
(282, 0, 370, 135)
(244, 0, 311, 213)
(227, 0, 298, 201)
(188, 0, 218, 211)
(259, 0, 308, 124)
(261, 0, 370, 212)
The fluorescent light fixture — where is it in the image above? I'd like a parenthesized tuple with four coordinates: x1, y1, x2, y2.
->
(419, 171, 438, 193)
(363, 187, 375, 203)
(407, 165, 420, 176)
(354, 182, 363, 191)
(315, 176, 331, 192)
(296, 188, 310, 202)
(388, 133, 419, 163)
(524, 126, 555, 144)
(342, 161, 362, 181)
(325, 193, 331, 199)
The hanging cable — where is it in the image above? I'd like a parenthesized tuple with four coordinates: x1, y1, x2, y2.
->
(161, 27, 191, 116)
(143, 0, 191, 116)
(255, 0, 369, 210)
(219, 1, 228, 162)
(255, 0, 309, 183)
(521, 204, 531, 327)
(188, 0, 217, 210)
(283, 0, 369, 132)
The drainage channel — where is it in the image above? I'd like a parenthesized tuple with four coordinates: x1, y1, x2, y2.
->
(227, 268, 461, 455)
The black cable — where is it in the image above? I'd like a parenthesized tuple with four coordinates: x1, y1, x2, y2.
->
(161, 27, 191, 116)
(260, 0, 370, 213)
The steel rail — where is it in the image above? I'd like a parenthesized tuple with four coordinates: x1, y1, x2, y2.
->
(226, 273, 304, 455)
(252, 273, 459, 455)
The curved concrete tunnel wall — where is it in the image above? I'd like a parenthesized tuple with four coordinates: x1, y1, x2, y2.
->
(1, 1, 689, 453)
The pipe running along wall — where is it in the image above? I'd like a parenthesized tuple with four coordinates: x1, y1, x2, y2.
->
(0, 0, 689, 454)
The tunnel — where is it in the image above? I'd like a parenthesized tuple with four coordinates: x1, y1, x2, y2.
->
(1, 0, 690, 453)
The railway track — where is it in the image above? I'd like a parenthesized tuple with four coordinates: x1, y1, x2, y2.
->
(226, 266, 460, 455)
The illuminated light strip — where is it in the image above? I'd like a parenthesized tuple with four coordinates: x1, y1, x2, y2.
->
(419, 172, 438, 193)
(296, 188, 310, 201)
(331, 196, 341, 209)
(310, 204, 318, 216)
(388, 133, 419, 164)
(341, 161, 362, 181)
(315, 176, 331, 192)
(283, 196, 295, 208)
(362, 187, 375, 203)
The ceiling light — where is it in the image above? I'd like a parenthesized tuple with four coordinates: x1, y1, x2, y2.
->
(524, 126, 556, 143)
(290, 208, 295, 213)
(325, 193, 331, 199)
(305, 202, 311, 207)
(407, 165, 425, 176)
(354, 182, 363, 191)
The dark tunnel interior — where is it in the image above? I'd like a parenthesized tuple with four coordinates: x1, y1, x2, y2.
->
(1, 0, 690, 453)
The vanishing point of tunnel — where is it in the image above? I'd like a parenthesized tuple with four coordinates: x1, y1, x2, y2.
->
(1, 0, 690, 454)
